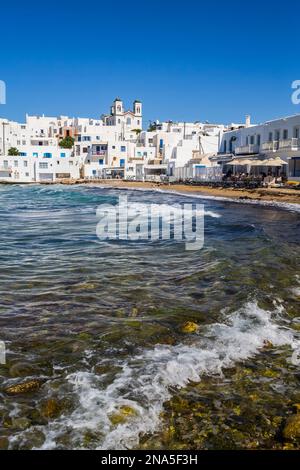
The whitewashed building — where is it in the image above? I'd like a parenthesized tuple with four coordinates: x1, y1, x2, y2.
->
(219, 115, 300, 181)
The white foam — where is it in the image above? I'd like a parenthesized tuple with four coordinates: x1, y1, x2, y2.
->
(27, 301, 300, 450)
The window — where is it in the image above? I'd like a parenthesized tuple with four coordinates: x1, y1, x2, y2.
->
(257, 134, 261, 146)
(246, 136, 249, 145)
(25, 172, 29, 177)
(39, 162, 48, 169)
(250, 136, 254, 145)
(24, 161, 28, 167)
(275, 130, 280, 141)
(3, 161, 8, 168)
(121, 146, 126, 152)
(118, 119, 121, 124)
(99, 159, 104, 165)
(112, 146, 116, 149)
(14, 160, 18, 167)
(19, 152, 27, 156)
(60, 153, 66, 158)
(224, 141, 227, 153)
(268, 132, 273, 142)
(43, 153, 52, 158)
(92, 170, 97, 176)
(33, 152, 38, 157)
(120, 159, 125, 167)
(293, 128, 300, 139)
(126, 117, 131, 125)
(137, 120, 140, 125)
(283, 129, 288, 140)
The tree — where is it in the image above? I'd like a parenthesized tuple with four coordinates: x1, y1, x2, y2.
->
(131, 128, 142, 134)
(8, 147, 20, 156)
(59, 136, 75, 149)
(147, 123, 157, 132)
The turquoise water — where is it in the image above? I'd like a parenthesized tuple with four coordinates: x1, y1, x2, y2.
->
(0, 184, 299, 449)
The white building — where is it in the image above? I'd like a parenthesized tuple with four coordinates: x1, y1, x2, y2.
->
(219, 115, 300, 181)
(140, 121, 224, 181)
(102, 98, 142, 138)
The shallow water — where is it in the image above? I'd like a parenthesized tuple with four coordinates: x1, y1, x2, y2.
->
(0, 184, 299, 450)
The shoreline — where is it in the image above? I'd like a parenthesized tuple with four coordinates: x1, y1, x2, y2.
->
(1, 178, 300, 206)
(79, 179, 300, 206)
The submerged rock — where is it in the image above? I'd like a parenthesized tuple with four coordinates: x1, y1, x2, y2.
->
(180, 321, 199, 334)
(41, 399, 62, 419)
(109, 405, 138, 425)
(9, 362, 38, 378)
(262, 340, 273, 349)
(0, 437, 9, 450)
(11, 417, 31, 430)
(283, 414, 300, 441)
(4, 380, 42, 395)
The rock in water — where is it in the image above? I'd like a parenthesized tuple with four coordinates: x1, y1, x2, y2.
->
(283, 414, 300, 441)
(4, 380, 42, 395)
(181, 321, 199, 334)
(41, 399, 61, 419)
(0, 437, 9, 450)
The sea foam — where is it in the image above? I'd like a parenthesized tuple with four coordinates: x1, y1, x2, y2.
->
(32, 301, 300, 450)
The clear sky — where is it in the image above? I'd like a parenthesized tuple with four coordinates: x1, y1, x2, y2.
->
(1, 0, 300, 127)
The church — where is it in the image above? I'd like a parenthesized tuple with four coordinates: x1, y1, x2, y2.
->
(102, 97, 142, 132)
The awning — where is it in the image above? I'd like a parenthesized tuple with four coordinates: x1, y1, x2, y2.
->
(228, 157, 287, 166)
(250, 158, 287, 166)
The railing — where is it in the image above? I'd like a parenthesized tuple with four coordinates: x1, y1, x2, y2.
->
(235, 144, 259, 155)
(0, 166, 12, 172)
(278, 138, 300, 150)
(261, 141, 279, 152)
(261, 139, 300, 152)
(91, 151, 107, 156)
(30, 140, 55, 146)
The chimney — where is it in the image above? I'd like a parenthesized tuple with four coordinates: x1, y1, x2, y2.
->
(245, 115, 251, 128)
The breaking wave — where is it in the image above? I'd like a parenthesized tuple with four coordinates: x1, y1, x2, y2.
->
(21, 302, 300, 450)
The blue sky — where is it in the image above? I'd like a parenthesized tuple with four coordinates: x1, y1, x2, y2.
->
(0, 0, 299, 126)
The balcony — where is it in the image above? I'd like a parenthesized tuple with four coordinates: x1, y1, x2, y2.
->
(91, 150, 107, 156)
(235, 144, 259, 155)
(262, 139, 300, 152)
(0, 166, 12, 172)
(279, 138, 300, 150)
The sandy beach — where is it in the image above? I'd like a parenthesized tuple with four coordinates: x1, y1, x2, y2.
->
(72, 179, 300, 205)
